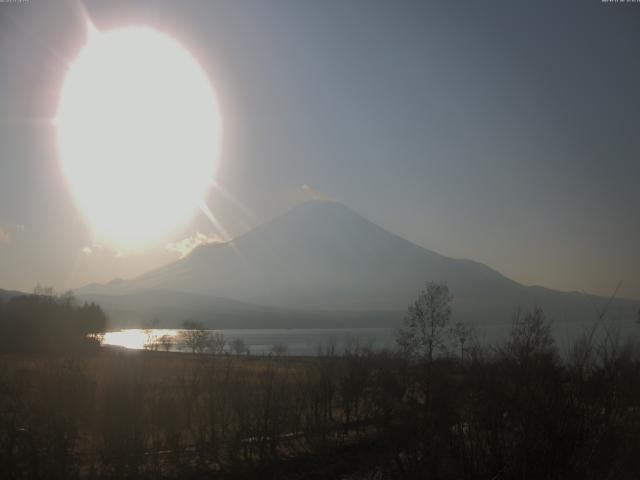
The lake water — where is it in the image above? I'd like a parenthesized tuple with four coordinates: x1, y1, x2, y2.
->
(102, 319, 640, 356)
(102, 327, 396, 356)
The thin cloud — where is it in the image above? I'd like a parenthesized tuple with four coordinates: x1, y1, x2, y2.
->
(0, 228, 8, 244)
(166, 232, 225, 258)
(81, 244, 123, 258)
(301, 184, 332, 201)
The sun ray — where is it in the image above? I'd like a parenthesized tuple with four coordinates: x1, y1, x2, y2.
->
(199, 201, 232, 242)
(211, 182, 258, 233)
(199, 200, 251, 269)
(3, 9, 74, 68)
(212, 183, 257, 223)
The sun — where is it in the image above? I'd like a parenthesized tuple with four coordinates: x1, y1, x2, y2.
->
(56, 25, 221, 249)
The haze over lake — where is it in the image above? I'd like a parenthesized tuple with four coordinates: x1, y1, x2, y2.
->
(104, 318, 640, 357)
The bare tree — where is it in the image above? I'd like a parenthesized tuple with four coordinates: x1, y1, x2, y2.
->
(502, 306, 556, 367)
(271, 343, 288, 356)
(449, 321, 473, 363)
(143, 333, 160, 351)
(208, 331, 226, 355)
(159, 335, 173, 352)
(396, 282, 453, 362)
(182, 320, 212, 354)
(142, 318, 161, 351)
(230, 338, 248, 356)
(33, 284, 56, 298)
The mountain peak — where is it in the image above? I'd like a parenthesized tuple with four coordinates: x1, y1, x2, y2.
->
(277, 199, 363, 223)
(74, 198, 640, 325)
(253, 199, 386, 239)
(188, 199, 379, 258)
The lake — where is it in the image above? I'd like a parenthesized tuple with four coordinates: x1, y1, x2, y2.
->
(102, 318, 640, 356)
(102, 327, 396, 356)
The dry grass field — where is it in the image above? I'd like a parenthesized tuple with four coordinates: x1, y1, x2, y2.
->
(3, 309, 640, 479)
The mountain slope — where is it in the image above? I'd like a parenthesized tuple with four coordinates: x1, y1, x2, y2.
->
(81, 201, 522, 308)
(79, 200, 639, 326)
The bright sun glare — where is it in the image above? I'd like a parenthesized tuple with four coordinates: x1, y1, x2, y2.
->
(56, 25, 221, 249)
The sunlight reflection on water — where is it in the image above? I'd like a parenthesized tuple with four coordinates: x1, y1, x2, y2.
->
(100, 328, 396, 355)
(102, 329, 181, 350)
(100, 320, 640, 357)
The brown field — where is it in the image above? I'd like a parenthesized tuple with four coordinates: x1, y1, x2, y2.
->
(1, 347, 393, 479)
(3, 319, 640, 480)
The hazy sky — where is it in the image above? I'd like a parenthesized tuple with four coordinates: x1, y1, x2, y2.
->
(0, 0, 638, 299)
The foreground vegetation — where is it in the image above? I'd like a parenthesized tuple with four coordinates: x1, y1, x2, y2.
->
(1, 284, 640, 479)
(0, 286, 105, 353)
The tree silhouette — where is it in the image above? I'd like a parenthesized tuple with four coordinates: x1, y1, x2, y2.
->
(0, 286, 106, 352)
(396, 282, 452, 362)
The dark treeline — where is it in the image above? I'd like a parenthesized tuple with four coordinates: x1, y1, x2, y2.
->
(1, 282, 640, 479)
(0, 286, 106, 353)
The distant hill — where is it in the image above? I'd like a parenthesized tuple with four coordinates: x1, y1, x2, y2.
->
(0, 288, 25, 303)
(78, 200, 639, 328)
(77, 289, 395, 329)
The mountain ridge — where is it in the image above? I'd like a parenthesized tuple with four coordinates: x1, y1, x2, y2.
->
(75, 200, 639, 328)
(80, 200, 523, 305)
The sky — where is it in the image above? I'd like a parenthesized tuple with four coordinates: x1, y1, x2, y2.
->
(0, 0, 638, 299)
